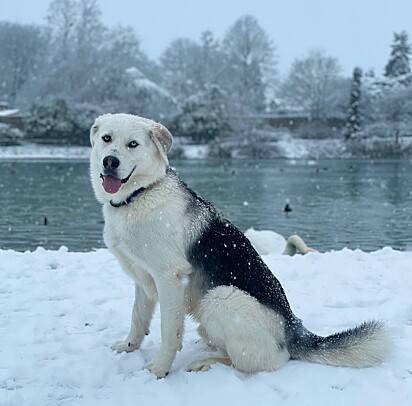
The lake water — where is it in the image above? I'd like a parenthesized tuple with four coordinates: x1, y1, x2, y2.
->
(1, 158, 411, 252)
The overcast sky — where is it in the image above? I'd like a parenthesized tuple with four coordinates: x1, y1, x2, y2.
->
(2, 0, 412, 77)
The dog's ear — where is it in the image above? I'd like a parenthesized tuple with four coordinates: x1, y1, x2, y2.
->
(90, 114, 112, 147)
(149, 123, 173, 163)
(90, 122, 99, 147)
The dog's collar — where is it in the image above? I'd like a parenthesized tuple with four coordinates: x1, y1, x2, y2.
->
(109, 186, 147, 208)
(108, 167, 171, 208)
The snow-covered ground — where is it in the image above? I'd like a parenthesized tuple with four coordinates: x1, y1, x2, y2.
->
(1, 246, 411, 406)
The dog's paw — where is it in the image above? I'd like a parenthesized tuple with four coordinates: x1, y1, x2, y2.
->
(111, 340, 139, 353)
(186, 359, 213, 373)
(143, 360, 170, 379)
(187, 357, 231, 372)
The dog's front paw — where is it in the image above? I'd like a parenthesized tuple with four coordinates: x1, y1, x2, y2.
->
(111, 340, 139, 353)
(143, 360, 170, 379)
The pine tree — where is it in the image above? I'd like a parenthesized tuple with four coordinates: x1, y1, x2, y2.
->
(343, 67, 362, 140)
(384, 31, 411, 79)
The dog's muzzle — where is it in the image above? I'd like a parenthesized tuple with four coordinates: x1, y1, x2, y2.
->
(100, 164, 136, 194)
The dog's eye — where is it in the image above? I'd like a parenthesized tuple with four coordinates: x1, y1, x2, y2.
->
(102, 134, 112, 143)
(128, 140, 139, 148)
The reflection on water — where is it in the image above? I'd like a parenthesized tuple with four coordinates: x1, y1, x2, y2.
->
(0, 159, 411, 252)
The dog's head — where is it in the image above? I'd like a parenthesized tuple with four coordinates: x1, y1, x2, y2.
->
(89, 113, 173, 205)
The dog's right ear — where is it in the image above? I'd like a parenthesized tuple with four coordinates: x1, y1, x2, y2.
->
(90, 122, 99, 147)
(90, 114, 112, 147)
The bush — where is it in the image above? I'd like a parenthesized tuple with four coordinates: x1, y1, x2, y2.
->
(172, 85, 231, 143)
(25, 99, 103, 145)
(0, 123, 24, 145)
(294, 121, 341, 139)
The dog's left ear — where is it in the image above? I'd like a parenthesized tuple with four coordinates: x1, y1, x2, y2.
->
(149, 123, 173, 163)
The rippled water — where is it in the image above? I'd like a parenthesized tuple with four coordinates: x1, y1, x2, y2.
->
(1, 158, 411, 252)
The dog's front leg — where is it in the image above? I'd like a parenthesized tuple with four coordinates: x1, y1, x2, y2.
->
(144, 275, 186, 378)
(112, 282, 157, 353)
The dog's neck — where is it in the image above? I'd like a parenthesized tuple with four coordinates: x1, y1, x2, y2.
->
(108, 167, 171, 208)
(109, 186, 147, 208)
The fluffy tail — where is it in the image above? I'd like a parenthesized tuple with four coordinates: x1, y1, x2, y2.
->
(287, 320, 393, 368)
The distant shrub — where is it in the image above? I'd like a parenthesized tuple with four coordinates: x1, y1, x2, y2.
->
(346, 137, 412, 158)
(0, 123, 24, 145)
(25, 99, 103, 145)
(294, 122, 341, 139)
(172, 85, 231, 143)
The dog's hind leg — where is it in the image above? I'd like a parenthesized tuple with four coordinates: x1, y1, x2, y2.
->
(189, 286, 290, 373)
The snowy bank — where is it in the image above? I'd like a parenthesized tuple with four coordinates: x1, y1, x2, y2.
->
(0, 144, 91, 160)
(1, 134, 411, 160)
(1, 247, 411, 406)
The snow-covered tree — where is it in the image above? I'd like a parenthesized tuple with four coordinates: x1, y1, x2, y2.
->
(222, 15, 276, 113)
(384, 31, 411, 81)
(84, 26, 149, 106)
(25, 98, 103, 145)
(116, 67, 178, 121)
(172, 85, 230, 142)
(343, 67, 363, 140)
(280, 49, 341, 121)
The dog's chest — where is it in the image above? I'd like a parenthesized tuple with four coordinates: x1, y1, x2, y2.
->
(103, 203, 188, 273)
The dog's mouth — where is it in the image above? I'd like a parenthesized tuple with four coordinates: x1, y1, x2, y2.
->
(100, 166, 136, 194)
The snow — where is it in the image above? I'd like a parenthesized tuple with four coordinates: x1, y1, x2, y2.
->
(0, 109, 19, 117)
(125, 67, 177, 103)
(178, 144, 209, 159)
(1, 244, 411, 406)
(0, 144, 91, 159)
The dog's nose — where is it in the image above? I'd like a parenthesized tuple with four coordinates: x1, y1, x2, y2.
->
(103, 156, 120, 170)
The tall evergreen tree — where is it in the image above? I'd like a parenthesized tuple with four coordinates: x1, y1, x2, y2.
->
(343, 67, 362, 140)
(384, 31, 411, 79)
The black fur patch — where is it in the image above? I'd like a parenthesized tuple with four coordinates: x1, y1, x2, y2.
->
(187, 214, 297, 324)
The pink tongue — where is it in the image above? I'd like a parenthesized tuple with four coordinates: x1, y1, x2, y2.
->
(103, 175, 122, 194)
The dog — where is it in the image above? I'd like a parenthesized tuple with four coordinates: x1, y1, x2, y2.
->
(89, 113, 392, 378)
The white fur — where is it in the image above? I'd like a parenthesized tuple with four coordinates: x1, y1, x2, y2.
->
(194, 286, 290, 373)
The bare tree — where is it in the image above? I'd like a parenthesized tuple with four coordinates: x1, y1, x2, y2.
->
(44, 0, 105, 100)
(281, 49, 341, 120)
(0, 22, 45, 102)
(46, 0, 77, 54)
(159, 38, 202, 102)
(198, 30, 224, 88)
(222, 15, 276, 113)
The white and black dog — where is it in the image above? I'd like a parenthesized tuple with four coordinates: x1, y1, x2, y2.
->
(90, 113, 392, 378)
